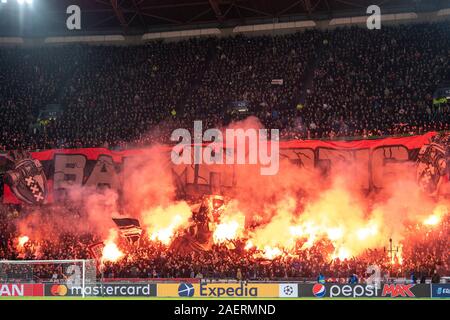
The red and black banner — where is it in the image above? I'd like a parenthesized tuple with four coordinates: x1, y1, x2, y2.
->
(1, 132, 448, 204)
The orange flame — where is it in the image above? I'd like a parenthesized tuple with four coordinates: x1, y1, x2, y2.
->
(18, 235, 29, 248)
(213, 221, 240, 243)
(241, 189, 386, 259)
(423, 205, 447, 226)
(332, 247, 352, 261)
(244, 240, 254, 250)
(102, 230, 124, 263)
(213, 210, 246, 244)
(424, 215, 440, 226)
(397, 245, 403, 265)
(262, 246, 283, 260)
(142, 202, 192, 245)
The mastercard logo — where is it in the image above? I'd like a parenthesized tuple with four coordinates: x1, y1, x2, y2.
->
(50, 285, 68, 296)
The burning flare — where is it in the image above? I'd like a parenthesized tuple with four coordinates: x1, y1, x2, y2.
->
(424, 215, 440, 226)
(214, 221, 241, 243)
(213, 211, 246, 244)
(142, 202, 191, 245)
(332, 247, 351, 261)
(239, 189, 386, 260)
(423, 205, 447, 226)
(18, 235, 29, 247)
(102, 230, 124, 263)
(102, 242, 124, 263)
(149, 214, 185, 245)
(262, 246, 283, 260)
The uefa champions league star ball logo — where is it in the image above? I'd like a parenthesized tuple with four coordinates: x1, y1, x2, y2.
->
(283, 285, 294, 296)
(178, 283, 195, 297)
(312, 283, 326, 298)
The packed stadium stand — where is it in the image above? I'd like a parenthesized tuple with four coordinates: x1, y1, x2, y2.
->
(0, 0, 449, 284)
(0, 205, 448, 281)
(0, 22, 449, 150)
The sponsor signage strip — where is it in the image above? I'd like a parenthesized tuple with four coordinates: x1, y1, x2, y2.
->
(0, 284, 44, 297)
(44, 283, 157, 297)
(159, 282, 281, 298)
(0, 282, 440, 298)
(301, 283, 431, 298)
(431, 284, 450, 298)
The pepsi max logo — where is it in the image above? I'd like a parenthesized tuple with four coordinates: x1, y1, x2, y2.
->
(178, 283, 195, 297)
(313, 283, 326, 298)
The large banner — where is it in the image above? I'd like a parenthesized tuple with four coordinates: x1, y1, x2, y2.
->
(1, 132, 448, 205)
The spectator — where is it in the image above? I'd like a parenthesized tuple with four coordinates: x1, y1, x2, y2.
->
(431, 270, 441, 283)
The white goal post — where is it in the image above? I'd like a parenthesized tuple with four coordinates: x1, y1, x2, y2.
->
(0, 259, 97, 298)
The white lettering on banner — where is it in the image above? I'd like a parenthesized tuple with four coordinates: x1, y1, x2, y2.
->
(54, 154, 86, 190)
(84, 155, 120, 189)
(0, 284, 24, 296)
(329, 284, 378, 297)
(53, 154, 121, 196)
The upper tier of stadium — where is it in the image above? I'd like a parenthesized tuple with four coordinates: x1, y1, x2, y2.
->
(1, 19, 449, 151)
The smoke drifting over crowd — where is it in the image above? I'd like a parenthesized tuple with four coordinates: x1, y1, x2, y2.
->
(9, 118, 449, 269)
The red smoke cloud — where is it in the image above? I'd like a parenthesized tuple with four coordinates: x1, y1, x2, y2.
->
(11, 117, 449, 263)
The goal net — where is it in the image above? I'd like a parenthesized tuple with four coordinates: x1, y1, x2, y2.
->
(0, 259, 97, 296)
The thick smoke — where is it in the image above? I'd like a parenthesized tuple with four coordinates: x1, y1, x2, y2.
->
(11, 116, 449, 262)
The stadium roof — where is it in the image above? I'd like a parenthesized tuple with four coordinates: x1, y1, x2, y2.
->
(0, 0, 449, 36)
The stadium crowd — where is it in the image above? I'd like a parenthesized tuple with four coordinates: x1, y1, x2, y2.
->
(0, 22, 449, 151)
(0, 21, 449, 283)
(0, 204, 448, 282)
(94, 213, 450, 282)
(302, 24, 450, 139)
